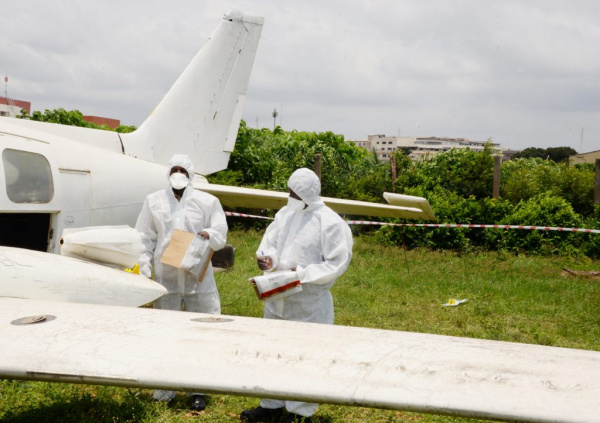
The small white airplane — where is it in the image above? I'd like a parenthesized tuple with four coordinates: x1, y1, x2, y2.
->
(1, 10, 598, 423)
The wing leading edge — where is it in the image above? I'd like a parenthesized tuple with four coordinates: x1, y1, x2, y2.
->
(1, 297, 598, 423)
(0, 247, 166, 306)
(196, 182, 436, 220)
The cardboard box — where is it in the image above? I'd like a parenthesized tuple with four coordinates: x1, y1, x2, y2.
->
(160, 229, 213, 281)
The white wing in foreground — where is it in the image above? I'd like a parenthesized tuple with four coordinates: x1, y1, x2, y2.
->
(1, 298, 598, 423)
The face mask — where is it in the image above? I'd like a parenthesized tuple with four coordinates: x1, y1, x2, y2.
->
(170, 173, 189, 189)
(287, 196, 305, 211)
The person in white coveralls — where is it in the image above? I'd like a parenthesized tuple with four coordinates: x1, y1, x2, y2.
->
(136, 154, 228, 411)
(240, 168, 353, 423)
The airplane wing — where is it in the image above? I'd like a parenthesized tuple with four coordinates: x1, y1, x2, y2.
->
(1, 297, 598, 423)
(196, 182, 436, 220)
(0, 247, 166, 307)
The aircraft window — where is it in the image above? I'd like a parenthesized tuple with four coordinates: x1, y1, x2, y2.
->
(3, 149, 54, 203)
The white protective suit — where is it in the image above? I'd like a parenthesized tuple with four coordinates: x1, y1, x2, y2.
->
(136, 154, 228, 312)
(257, 168, 353, 417)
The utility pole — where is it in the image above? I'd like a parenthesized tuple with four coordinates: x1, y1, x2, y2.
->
(493, 155, 501, 199)
(314, 154, 322, 180)
(595, 159, 600, 205)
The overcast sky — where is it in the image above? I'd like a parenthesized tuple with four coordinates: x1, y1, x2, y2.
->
(2, 1, 599, 152)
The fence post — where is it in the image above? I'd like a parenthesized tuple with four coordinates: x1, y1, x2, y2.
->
(314, 154, 322, 180)
(595, 159, 600, 204)
(493, 155, 501, 199)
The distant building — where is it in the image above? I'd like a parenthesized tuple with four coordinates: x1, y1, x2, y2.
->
(570, 150, 600, 165)
(82, 115, 120, 129)
(0, 97, 31, 117)
(352, 139, 372, 149)
(502, 149, 521, 161)
(1, 96, 121, 130)
(348, 134, 503, 161)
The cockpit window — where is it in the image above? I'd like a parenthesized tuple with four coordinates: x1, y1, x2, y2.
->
(3, 149, 54, 204)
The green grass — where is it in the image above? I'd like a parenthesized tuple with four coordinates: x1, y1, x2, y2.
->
(2, 229, 599, 422)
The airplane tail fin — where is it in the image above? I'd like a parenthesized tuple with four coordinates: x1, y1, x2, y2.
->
(121, 10, 264, 175)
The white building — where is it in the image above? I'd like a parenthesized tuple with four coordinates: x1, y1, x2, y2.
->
(570, 150, 600, 165)
(348, 134, 503, 160)
(0, 97, 31, 118)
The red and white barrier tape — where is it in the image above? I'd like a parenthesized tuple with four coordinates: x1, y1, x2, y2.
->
(224, 211, 600, 234)
(345, 221, 600, 234)
(225, 211, 274, 220)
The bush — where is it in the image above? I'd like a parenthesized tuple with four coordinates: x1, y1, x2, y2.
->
(489, 194, 585, 255)
(394, 145, 495, 200)
(501, 159, 594, 216)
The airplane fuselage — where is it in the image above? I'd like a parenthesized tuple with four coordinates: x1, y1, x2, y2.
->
(0, 117, 205, 253)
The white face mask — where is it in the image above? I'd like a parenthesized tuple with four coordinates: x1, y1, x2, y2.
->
(170, 173, 189, 189)
(287, 196, 305, 211)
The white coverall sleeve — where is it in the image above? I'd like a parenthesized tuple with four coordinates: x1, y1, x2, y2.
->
(296, 219, 352, 285)
(202, 198, 228, 252)
(257, 216, 281, 271)
(135, 197, 158, 279)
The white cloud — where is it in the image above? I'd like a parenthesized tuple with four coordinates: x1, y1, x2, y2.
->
(1, 0, 599, 152)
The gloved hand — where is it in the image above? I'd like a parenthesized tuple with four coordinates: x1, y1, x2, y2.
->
(257, 255, 273, 270)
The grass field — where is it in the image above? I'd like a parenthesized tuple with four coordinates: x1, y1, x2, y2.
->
(1, 228, 599, 422)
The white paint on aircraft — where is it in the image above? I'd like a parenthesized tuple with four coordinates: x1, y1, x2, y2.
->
(197, 182, 435, 220)
(0, 247, 165, 306)
(60, 226, 143, 269)
(121, 11, 265, 175)
(1, 298, 598, 423)
(383, 192, 436, 220)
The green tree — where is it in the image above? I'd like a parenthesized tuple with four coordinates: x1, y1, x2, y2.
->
(512, 147, 548, 160)
(501, 158, 594, 216)
(512, 146, 578, 163)
(18, 108, 136, 132)
(546, 146, 578, 163)
(395, 144, 496, 200)
(115, 125, 137, 133)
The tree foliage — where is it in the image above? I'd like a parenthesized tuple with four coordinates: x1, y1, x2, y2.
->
(210, 121, 377, 199)
(501, 158, 595, 216)
(18, 108, 136, 133)
(394, 144, 495, 200)
(512, 146, 578, 162)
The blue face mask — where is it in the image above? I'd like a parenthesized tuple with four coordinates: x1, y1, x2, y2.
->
(287, 196, 305, 211)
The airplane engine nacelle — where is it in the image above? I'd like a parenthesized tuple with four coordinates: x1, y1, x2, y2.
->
(60, 225, 143, 269)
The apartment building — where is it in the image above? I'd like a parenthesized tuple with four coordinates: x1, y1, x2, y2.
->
(349, 134, 503, 160)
